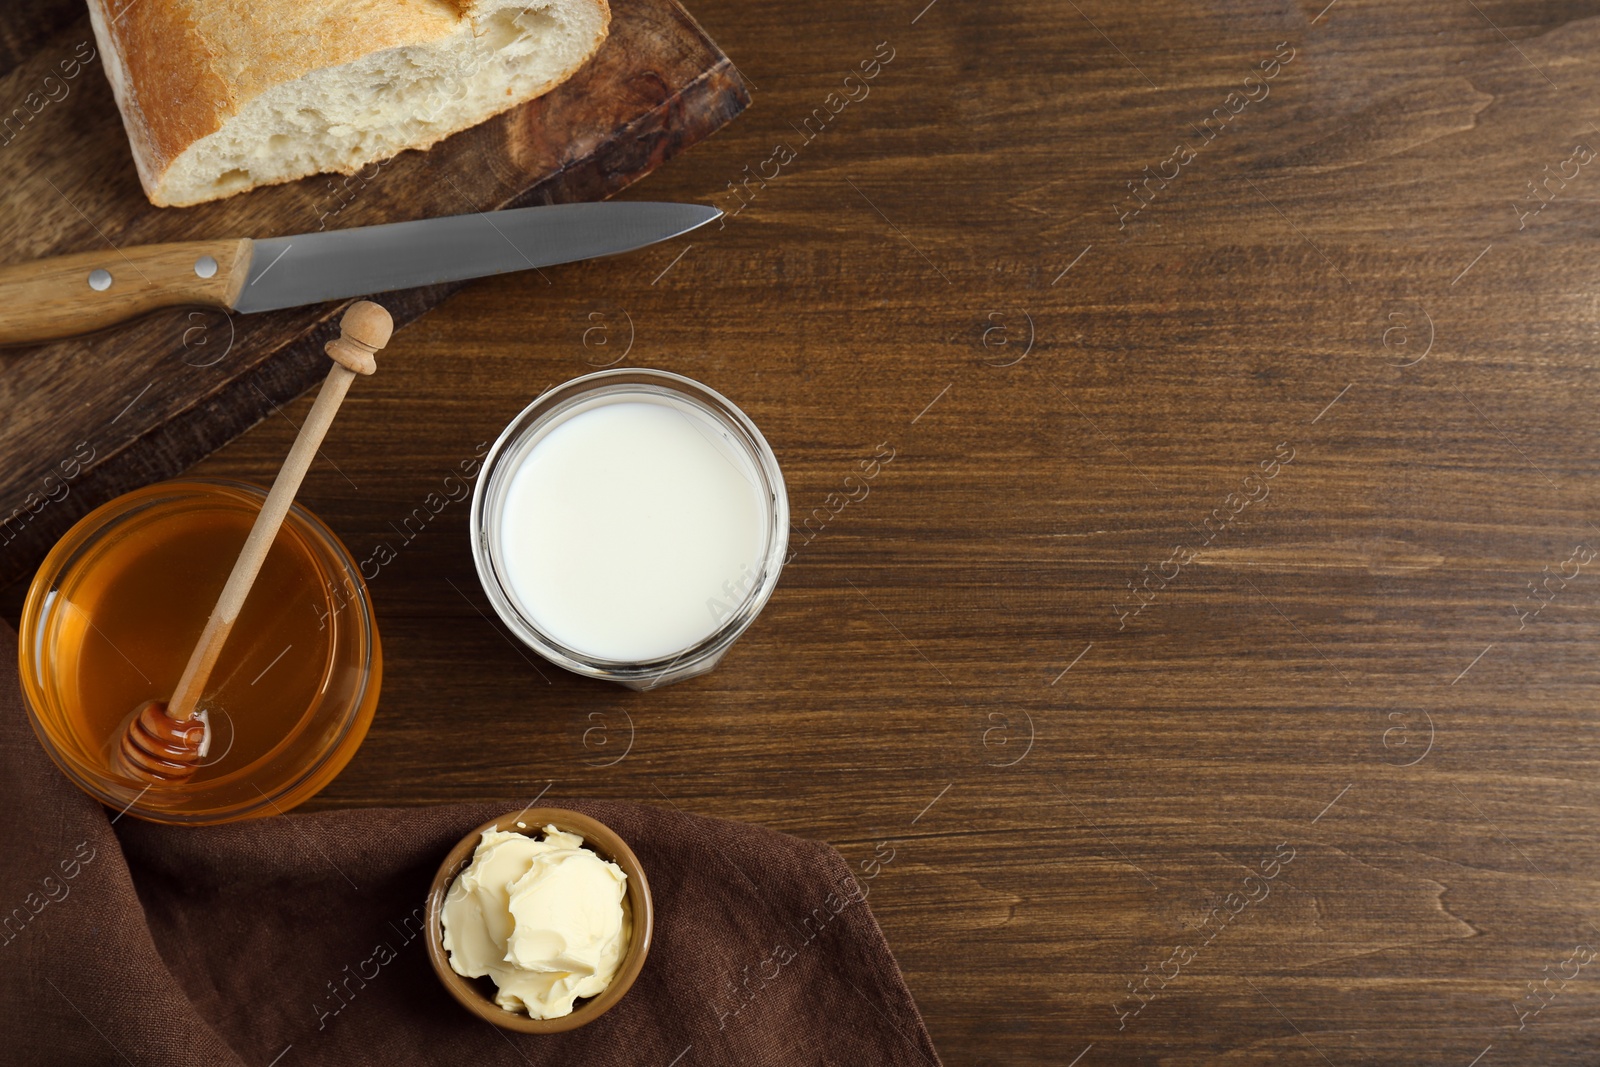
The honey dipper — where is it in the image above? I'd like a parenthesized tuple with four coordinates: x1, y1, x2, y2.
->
(116, 301, 392, 784)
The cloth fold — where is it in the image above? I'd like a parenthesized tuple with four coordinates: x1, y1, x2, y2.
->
(0, 620, 941, 1066)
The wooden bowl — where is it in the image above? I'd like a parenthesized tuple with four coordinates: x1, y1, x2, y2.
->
(424, 807, 653, 1033)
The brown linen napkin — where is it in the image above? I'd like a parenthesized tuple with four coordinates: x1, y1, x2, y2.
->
(0, 620, 942, 1066)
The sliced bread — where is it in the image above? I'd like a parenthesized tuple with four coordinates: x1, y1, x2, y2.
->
(87, 0, 610, 207)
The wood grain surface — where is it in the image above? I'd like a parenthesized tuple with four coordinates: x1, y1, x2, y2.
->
(9, 0, 1600, 1064)
(0, 0, 747, 584)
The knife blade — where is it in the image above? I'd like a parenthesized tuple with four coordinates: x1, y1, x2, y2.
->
(0, 201, 720, 346)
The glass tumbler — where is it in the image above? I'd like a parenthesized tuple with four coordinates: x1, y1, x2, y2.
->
(471, 369, 788, 689)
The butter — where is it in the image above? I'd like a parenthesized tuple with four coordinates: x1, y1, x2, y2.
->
(441, 825, 630, 1018)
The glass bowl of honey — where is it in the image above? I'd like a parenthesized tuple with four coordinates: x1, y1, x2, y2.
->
(17, 478, 381, 825)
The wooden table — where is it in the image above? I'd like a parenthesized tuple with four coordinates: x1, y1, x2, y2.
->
(9, 0, 1600, 1062)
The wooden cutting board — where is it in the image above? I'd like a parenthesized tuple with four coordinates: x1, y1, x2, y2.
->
(0, 0, 747, 587)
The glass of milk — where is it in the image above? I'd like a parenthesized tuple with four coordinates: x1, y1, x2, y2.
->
(471, 369, 788, 689)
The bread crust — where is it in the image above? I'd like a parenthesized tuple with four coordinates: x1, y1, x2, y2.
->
(87, 0, 610, 207)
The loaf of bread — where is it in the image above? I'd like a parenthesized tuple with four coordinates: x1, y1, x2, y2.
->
(86, 0, 610, 208)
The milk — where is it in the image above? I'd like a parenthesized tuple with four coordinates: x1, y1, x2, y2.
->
(496, 396, 770, 663)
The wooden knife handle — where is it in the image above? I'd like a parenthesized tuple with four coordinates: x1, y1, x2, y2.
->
(0, 239, 253, 346)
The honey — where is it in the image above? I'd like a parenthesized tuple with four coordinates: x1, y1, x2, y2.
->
(18, 479, 380, 824)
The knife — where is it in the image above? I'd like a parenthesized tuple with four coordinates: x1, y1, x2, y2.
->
(0, 201, 721, 346)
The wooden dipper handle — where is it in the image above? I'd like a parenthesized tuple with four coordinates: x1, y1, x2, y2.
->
(164, 301, 392, 723)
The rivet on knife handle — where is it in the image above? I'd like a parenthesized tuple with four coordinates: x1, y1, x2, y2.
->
(0, 239, 254, 346)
